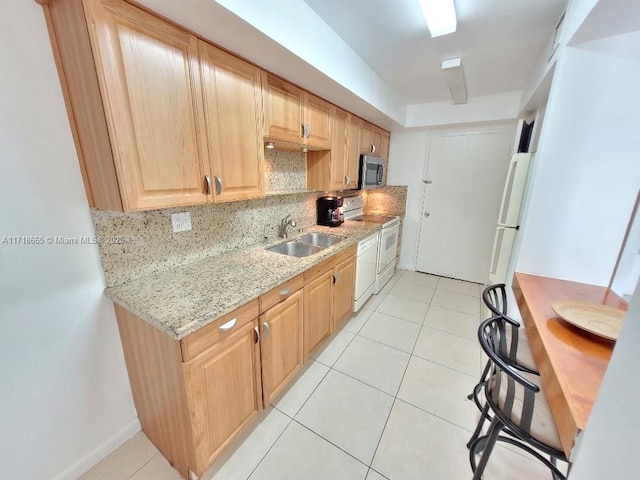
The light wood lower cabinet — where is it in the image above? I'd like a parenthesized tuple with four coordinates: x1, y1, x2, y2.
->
(303, 246, 357, 359)
(333, 255, 357, 329)
(184, 319, 263, 475)
(113, 247, 356, 478)
(303, 269, 334, 358)
(260, 290, 304, 404)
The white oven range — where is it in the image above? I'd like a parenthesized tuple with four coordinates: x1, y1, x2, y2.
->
(342, 196, 400, 310)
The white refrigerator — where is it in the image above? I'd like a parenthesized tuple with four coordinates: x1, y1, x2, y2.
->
(488, 153, 533, 284)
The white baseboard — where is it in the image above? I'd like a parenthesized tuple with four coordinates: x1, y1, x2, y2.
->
(53, 418, 141, 480)
(396, 261, 415, 271)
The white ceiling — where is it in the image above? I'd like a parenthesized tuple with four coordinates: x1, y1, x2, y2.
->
(304, 0, 567, 105)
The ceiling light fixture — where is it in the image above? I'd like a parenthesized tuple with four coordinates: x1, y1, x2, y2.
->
(419, 0, 457, 37)
(265, 141, 275, 149)
(441, 57, 467, 104)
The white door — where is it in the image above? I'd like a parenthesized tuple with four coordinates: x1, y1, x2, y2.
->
(416, 130, 514, 283)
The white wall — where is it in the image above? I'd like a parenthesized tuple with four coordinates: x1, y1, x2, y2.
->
(569, 280, 640, 478)
(387, 123, 516, 273)
(516, 30, 640, 285)
(386, 130, 429, 270)
(0, 2, 139, 479)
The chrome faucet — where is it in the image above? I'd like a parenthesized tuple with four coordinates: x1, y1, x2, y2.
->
(278, 214, 297, 238)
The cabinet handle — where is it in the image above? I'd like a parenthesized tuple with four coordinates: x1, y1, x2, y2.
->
(218, 318, 237, 332)
(204, 175, 212, 194)
(306, 124, 311, 138)
(263, 321, 271, 339)
(301, 124, 306, 138)
(371, 144, 376, 154)
(254, 326, 260, 343)
(345, 175, 350, 185)
(279, 286, 291, 296)
(333, 272, 342, 284)
(214, 176, 223, 195)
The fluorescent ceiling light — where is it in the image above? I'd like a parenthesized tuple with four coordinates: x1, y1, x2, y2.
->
(419, 0, 457, 37)
(441, 57, 467, 104)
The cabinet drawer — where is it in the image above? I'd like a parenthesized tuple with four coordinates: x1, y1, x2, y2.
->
(180, 299, 259, 361)
(260, 274, 303, 313)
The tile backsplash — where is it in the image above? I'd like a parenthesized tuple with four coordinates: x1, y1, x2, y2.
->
(92, 191, 318, 286)
(264, 149, 306, 193)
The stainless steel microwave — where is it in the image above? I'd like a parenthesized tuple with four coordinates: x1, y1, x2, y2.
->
(358, 155, 386, 190)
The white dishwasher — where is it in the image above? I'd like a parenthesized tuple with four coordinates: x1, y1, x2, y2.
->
(354, 232, 379, 311)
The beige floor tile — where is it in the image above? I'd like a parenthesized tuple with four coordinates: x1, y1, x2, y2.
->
(388, 281, 435, 304)
(207, 408, 291, 480)
(78, 432, 158, 480)
(311, 329, 355, 367)
(362, 293, 386, 311)
(249, 421, 368, 480)
(294, 370, 394, 464)
(365, 469, 388, 480)
(371, 400, 472, 479)
(424, 304, 479, 340)
(358, 312, 422, 353)
(399, 270, 440, 288)
(333, 336, 410, 395)
(413, 327, 481, 376)
(129, 454, 181, 480)
(375, 294, 429, 324)
(272, 361, 330, 417)
(476, 442, 561, 480)
(397, 356, 479, 431)
(341, 307, 374, 334)
(437, 277, 481, 297)
(431, 289, 481, 316)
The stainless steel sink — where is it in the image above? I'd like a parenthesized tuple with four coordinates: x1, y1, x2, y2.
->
(266, 241, 324, 257)
(265, 232, 344, 257)
(297, 233, 344, 247)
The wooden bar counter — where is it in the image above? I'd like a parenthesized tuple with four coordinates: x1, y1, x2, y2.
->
(512, 272, 628, 459)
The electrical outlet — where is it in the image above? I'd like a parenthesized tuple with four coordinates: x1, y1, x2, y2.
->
(171, 212, 192, 233)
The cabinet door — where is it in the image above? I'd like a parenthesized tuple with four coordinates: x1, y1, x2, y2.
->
(198, 41, 265, 202)
(360, 121, 375, 155)
(184, 320, 262, 474)
(380, 130, 391, 160)
(333, 256, 356, 329)
(260, 290, 304, 404)
(372, 127, 383, 156)
(262, 72, 305, 143)
(304, 269, 334, 359)
(87, 0, 209, 211)
(306, 93, 332, 149)
(330, 108, 349, 191)
(346, 114, 361, 189)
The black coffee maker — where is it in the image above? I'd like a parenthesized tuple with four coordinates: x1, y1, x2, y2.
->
(317, 196, 344, 227)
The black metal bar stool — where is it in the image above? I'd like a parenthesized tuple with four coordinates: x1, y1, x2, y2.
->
(469, 316, 569, 479)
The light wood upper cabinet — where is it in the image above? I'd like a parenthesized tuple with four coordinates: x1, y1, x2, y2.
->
(260, 290, 304, 405)
(262, 72, 332, 150)
(306, 107, 359, 191)
(198, 41, 265, 202)
(45, 0, 210, 211)
(261, 71, 306, 145)
(346, 114, 362, 188)
(306, 93, 332, 149)
(380, 130, 391, 160)
(184, 319, 262, 474)
(360, 121, 375, 155)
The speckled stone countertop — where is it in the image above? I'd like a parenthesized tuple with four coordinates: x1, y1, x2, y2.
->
(105, 222, 381, 339)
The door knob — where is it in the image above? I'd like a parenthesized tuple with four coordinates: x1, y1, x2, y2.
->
(424, 212, 430, 218)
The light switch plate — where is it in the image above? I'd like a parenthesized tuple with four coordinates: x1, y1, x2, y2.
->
(171, 212, 192, 233)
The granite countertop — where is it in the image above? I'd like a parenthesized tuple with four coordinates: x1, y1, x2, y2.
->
(105, 222, 381, 339)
